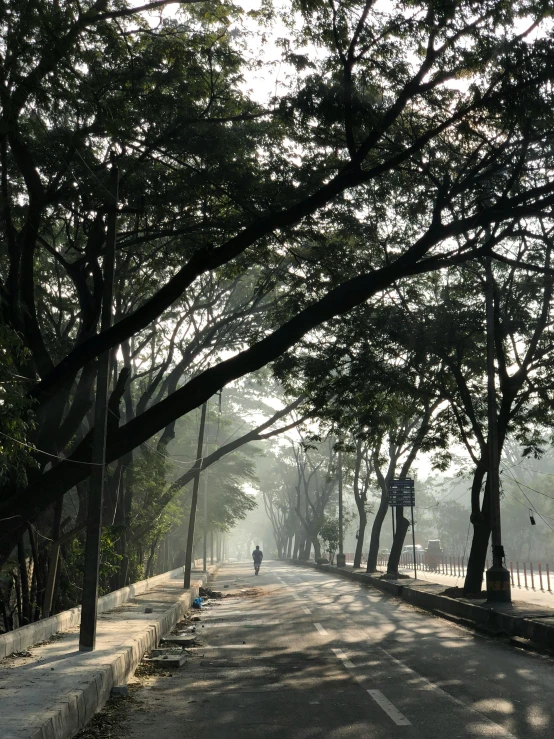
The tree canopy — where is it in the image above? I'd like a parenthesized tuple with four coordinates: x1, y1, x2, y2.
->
(4, 0, 554, 600)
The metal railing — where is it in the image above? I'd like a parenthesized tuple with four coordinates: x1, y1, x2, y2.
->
(369, 552, 553, 592)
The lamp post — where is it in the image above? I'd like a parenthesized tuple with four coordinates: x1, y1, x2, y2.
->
(79, 157, 118, 652)
(184, 402, 207, 588)
(336, 447, 346, 567)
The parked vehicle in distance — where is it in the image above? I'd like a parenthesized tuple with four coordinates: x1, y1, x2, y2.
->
(424, 539, 444, 569)
(379, 548, 391, 556)
(426, 540, 443, 553)
(402, 544, 424, 554)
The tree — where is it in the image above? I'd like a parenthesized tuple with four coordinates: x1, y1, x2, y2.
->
(4, 0, 554, 573)
(261, 447, 301, 559)
(386, 239, 554, 592)
(292, 437, 339, 560)
(318, 516, 340, 564)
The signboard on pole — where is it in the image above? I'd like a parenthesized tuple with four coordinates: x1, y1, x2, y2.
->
(388, 478, 415, 507)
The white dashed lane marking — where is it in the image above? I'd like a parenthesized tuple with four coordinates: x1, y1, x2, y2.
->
(313, 623, 328, 636)
(331, 647, 355, 669)
(367, 690, 412, 726)
(302, 606, 311, 615)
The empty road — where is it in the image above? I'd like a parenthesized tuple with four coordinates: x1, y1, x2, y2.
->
(109, 561, 554, 738)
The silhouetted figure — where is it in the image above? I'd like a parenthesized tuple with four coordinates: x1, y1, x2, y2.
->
(252, 545, 263, 575)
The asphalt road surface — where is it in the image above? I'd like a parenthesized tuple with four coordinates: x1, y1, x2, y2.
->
(115, 561, 554, 738)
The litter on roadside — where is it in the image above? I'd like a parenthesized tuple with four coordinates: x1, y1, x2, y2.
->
(143, 648, 188, 668)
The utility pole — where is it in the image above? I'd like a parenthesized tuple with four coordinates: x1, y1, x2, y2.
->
(184, 402, 207, 589)
(336, 447, 345, 567)
(79, 157, 119, 651)
(202, 400, 209, 572)
(202, 448, 209, 571)
(207, 389, 221, 569)
(485, 256, 511, 603)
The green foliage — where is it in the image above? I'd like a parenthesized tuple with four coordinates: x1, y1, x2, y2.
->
(318, 509, 354, 563)
(318, 515, 340, 562)
(0, 326, 35, 486)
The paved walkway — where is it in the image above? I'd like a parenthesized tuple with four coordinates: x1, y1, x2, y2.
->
(0, 569, 207, 739)
(394, 566, 554, 610)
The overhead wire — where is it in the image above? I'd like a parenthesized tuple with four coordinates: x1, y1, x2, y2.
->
(0, 431, 104, 465)
(416, 474, 468, 510)
(502, 467, 554, 533)
(500, 466, 554, 502)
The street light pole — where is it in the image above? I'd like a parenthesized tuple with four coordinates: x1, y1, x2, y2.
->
(337, 447, 345, 567)
(79, 157, 119, 651)
(485, 255, 511, 603)
(203, 446, 209, 572)
(184, 402, 207, 588)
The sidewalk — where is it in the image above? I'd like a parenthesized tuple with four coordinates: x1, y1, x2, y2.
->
(396, 566, 554, 611)
(1, 568, 212, 739)
(344, 559, 554, 611)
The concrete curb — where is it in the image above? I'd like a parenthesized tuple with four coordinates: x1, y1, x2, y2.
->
(0, 560, 205, 660)
(15, 564, 219, 739)
(289, 560, 554, 649)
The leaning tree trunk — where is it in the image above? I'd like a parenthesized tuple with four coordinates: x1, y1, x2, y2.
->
(353, 507, 367, 568)
(293, 532, 303, 559)
(311, 536, 321, 561)
(387, 508, 410, 577)
(464, 477, 491, 594)
(367, 489, 388, 572)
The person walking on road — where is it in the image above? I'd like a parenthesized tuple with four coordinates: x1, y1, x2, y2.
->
(252, 545, 263, 575)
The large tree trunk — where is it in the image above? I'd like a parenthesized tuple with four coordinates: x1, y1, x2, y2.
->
(464, 477, 491, 594)
(353, 508, 367, 568)
(387, 510, 410, 577)
(367, 489, 388, 572)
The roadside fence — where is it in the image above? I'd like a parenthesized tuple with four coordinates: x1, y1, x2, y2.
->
(366, 552, 553, 593)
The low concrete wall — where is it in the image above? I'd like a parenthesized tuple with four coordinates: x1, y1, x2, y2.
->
(29, 568, 216, 739)
(289, 559, 554, 650)
(48, 580, 207, 739)
(0, 562, 206, 659)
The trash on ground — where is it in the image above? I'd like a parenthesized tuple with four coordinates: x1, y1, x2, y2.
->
(200, 586, 223, 598)
(111, 685, 129, 698)
(160, 635, 197, 647)
(192, 597, 203, 609)
(143, 648, 188, 668)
